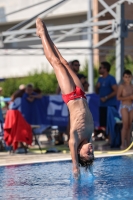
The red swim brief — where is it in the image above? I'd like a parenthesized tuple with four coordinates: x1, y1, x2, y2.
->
(62, 86, 86, 104)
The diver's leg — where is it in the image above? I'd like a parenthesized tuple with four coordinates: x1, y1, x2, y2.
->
(121, 108, 129, 149)
(37, 18, 84, 91)
(128, 109, 133, 147)
(54, 47, 84, 91)
(36, 18, 75, 94)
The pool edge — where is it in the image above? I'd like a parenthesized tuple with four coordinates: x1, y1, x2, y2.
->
(0, 151, 133, 167)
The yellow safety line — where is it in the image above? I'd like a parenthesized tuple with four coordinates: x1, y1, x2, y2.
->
(29, 142, 133, 155)
(94, 142, 133, 154)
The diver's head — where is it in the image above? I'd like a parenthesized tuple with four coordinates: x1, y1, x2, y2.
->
(78, 142, 94, 170)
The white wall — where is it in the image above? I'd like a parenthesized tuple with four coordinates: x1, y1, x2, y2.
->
(0, 40, 89, 78)
(0, 0, 88, 23)
(0, 0, 89, 78)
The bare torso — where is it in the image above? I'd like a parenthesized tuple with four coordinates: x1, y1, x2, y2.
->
(67, 98, 94, 145)
(121, 84, 133, 105)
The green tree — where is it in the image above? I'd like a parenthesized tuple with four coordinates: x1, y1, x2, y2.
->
(0, 70, 58, 97)
(106, 50, 133, 76)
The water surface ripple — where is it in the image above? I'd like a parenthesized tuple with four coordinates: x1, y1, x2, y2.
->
(0, 155, 133, 200)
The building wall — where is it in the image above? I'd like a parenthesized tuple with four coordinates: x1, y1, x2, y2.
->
(0, 14, 89, 78)
(0, 0, 88, 23)
(0, 0, 89, 78)
(0, 0, 133, 78)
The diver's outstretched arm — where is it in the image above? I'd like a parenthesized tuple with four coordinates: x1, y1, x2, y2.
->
(69, 139, 80, 179)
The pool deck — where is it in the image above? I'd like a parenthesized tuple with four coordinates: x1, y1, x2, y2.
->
(0, 151, 70, 166)
(0, 149, 133, 167)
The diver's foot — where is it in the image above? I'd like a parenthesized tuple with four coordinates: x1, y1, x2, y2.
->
(36, 18, 46, 38)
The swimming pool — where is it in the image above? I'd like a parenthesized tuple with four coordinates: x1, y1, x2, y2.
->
(0, 155, 133, 200)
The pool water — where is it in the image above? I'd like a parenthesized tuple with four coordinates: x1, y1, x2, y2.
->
(0, 155, 133, 200)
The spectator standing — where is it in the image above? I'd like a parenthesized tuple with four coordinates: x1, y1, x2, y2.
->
(117, 70, 133, 149)
(71, 60, 80, 75)
(95, 61, 117, 129)
(71, 60, 87, 85)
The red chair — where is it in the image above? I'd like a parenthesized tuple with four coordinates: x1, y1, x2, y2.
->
(4, 110, 32, 151)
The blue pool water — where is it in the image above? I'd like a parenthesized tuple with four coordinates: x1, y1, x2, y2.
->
(0, 155, 133, 200)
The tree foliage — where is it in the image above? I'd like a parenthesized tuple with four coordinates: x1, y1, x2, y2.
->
(80, 52, 133, 84)
(0, 70, 57, 97)
(1, 53, 133, 97)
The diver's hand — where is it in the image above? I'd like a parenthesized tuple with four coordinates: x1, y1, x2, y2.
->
(73, 168, 80, 180)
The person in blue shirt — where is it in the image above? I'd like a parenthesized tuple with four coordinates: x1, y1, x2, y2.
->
(96, 61, 117, 128)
